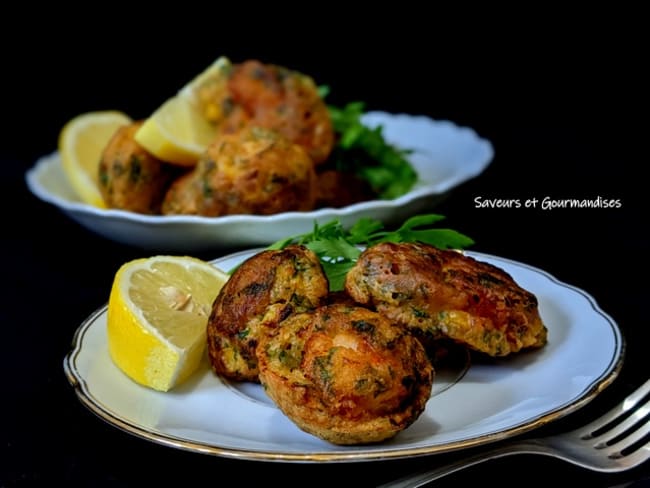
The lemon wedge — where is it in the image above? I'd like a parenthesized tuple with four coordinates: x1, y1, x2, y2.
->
(132, 96, 216, 166)
(134, 56, 232, 166)
(106, 256, 229, 391)
(58, 110, 132, 207)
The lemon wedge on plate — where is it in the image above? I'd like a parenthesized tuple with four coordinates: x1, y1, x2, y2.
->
(107, 255, 229, 392)
(58, 110, 132, 207)
(134, 56, 232, 166)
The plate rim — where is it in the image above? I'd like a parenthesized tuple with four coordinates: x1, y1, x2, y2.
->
(62, 249, 625, 463)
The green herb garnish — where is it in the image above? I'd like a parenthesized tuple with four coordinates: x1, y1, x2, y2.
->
(324, 97, 418, 200)
(268, 214, 474, 291)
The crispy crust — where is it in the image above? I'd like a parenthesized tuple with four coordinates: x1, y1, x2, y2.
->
(228, 60, 334, 165)
(257, 303, 434, 445)
(99, 121, 178, 214)
(345, 242, 548, 356)
(162, 126, 317, 216)
(206, 245, 329, 382)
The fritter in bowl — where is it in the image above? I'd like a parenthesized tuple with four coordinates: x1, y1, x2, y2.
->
(345, 242, 548, 357)
(206, 245, 329, 382)
(227, 59, 334, 165)
(98, 121, 179, 214)
(257, 303, 434, 445)
(162, 125, 317, 216)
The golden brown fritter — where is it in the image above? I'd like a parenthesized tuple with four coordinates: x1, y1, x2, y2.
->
(98, 121, 179, 214)
(157, 169, 200, 215)
(257, 303, 434, 445)
(345, 242, 548, 357)
(227, 60, 334, 165)
(206, 245, 329, 382)
(161, 126, 317, 216)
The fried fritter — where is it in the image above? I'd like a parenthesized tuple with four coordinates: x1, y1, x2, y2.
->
(98, 121, 178, 214)
(161, 126, 317, 216)
(206, 245, 329, 382)
(345, 242, 548, 357)
(257, 303, 434, 445)
(228, 60, 334, 165)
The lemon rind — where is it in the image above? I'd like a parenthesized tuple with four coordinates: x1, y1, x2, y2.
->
(106, 256, 229, 392)
(58, 110, 132, 208)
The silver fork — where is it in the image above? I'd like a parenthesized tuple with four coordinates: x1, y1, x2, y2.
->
(379, 379, 650, 488)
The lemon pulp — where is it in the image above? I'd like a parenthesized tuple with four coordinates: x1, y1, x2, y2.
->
(58, 111, 132, 207)
(106, 256, 229, 391)
(134, 56, 232, 165)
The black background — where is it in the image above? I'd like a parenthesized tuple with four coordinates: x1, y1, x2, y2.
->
(3, 14, 648, 487)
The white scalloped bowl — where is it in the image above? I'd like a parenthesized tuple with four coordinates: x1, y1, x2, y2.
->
(25, 112, 494, 252)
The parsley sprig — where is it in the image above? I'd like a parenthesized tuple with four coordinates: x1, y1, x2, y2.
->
(328, 102, 417, 199)
(319, 85, 418, 200)
(269, 214, 474, 291)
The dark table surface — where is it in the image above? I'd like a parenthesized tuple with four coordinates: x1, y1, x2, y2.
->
(3, 25, 648, 487)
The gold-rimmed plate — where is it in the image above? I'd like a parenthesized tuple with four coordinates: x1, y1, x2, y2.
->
(63, 249, 624, 462)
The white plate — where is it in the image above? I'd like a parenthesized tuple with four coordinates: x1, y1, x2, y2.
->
(26, 112, 494, 252)
(63, 249, 623, 462)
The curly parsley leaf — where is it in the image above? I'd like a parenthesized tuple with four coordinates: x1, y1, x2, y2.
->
(268, 214, 474, 291)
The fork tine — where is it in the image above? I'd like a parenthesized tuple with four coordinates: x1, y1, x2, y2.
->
(578, 379, 650, 439)
(379, 381, 650, 486)
(591, 399, 650, 448)
(603, 418, 650, 456)
(612, 441, 650, 468)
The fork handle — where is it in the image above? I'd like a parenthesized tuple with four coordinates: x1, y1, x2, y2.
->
(378, 440, 548, 488)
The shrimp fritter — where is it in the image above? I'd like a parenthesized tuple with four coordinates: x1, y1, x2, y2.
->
(345, 242, 548, 357)
(98, 121, 178, 214)
(206, 245, 329, 382)
(257, 303, 434, 445)
(227, 60, 334, 165)
(161, 126, 317, 216)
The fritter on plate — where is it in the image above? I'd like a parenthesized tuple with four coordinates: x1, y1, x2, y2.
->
(257, 303, 434, 445)
(206, 245, 329, 382)
(345, 242, 548, 356)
